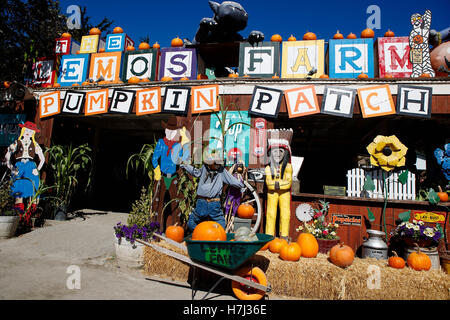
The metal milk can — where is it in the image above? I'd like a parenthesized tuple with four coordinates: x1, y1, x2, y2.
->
(362, 229, 388, 260)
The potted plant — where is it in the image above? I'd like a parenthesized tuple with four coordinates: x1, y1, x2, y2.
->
(296, 200, 340, 253)
(45, 143, 92, 220)
(390, 219, 443, 269)
(0, 176, 20, 238)
(114, 186, 163, 266)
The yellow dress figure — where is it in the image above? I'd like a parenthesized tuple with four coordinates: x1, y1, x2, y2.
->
(265, 129, 293, 240)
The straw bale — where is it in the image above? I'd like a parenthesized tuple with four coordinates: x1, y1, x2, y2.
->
(142, 242, 450, 300)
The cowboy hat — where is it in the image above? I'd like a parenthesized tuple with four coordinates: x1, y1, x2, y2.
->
(161, 116, 184, 130)
(19, 121, 40, 133)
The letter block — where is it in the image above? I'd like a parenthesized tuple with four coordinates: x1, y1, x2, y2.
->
(39, 91, 60, 118)
(239, 42, 280, 78)
(377, 37, 412, 78)
(329, 38, 374, 78)
(79, 35, 100, 54)
(122, 49, 158, 82)
(31, 57, 56, 87)
(55, 37, 80, 55)
(105, 33, 134, 52)
(57, 54, 90, 87)
(159, 48, 197, 80)
(357, 85, 395, 118)
(89, 51, 123, 82)
(281, 40, 324, 78)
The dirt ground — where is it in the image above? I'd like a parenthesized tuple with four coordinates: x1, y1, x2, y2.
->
(0, 211, 288, 300)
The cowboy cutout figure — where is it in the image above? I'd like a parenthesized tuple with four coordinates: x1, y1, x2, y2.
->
(152, 116, 190, 230)
(5, 121, 45, 225)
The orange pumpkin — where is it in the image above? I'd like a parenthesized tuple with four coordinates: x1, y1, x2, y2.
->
(76, 50, 80, 54)
(52, 83, 61, 88)
(407, 244, 431, 271)
(237, 203, 255, 219)
(140, 78, 150, 83)
(231, 266, 267, 300)
(243, 74, 250, 78)
(71, 83, 80, 87)
(420, 73, 431, 78)
(191, 221, 226, 241)
(388, 251, 405, 269)
(128, 76, 141, 84)
(153, 42, 160, 50)
(228, 73, 239, 78)
(272, 74, 280, 79)
(61, 32, 71, 38)
(303, 32, 317, 40)
(113, 27, 124, 34)
(81, 81, 91, 86)
(160, 76, 173, 82)
(288, 34, 297, 41)
(333, 30, 344, 39)
(180, 77, 189, 81)
(270, 34, 282, 42)
(437, 186, 448, 202)
(89, 27, 101, 35)
(384, 73, 394, 78)
(357, 72, 369, 79)
(197, 74, 208, 80)
(126, 45, 135, 51)
(296, 233, 319, 258)
(329, 243, 354, 268)
(98, 48, 105, 53)
(165, 225, 185, 243)
(361, 28, 375, 38)
(3, 81, 10, 88)
(269, 238, 288, 253)
(279, 242, 302, 261)
(384, 29, 395, 37)
(171, 36, 184, 47)
(138, 42, 151, 50)
(347, 32, 357, 39)
(319, 74, 329, 78)
(260, 241, 270, 251)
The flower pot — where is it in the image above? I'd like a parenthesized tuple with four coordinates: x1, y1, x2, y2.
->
(115, 237, 145, 267)
(404, 246, 440, 270)
(0, 215, 19, 239)
(403, 238, 433, 248)
(316, 237, 340, 254)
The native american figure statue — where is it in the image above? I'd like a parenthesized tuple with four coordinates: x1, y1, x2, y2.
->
(409, 10, 435, 77)
(265, 129, 293, 240)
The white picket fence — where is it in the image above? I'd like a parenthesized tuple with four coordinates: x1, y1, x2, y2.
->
(346, 168, 416, 200)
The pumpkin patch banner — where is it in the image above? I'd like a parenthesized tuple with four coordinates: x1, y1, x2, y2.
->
(39, 91, 60, 118)
(162, 86, 191, 115)
(84, 89, 109, 116)
(239, 42, 280, 78)
(109, 89, 136, 114)
(122, 49, 158, 82)
(191, 84, 220, 114)
(89, 51, 123, 82)
(57, 54, 90, 87)
(357, 85, 396, 118)
(377, 37, 412, 78)
(248, 86, 283, 118)
(135, 87, 161, 115)
(329, 38, 375, 78)
(159, 48, 197, 80)
(284, 85, 321, 118)
(321, 86, 356, 118)
(396, 85, 432, 118)
(61, 91, 85, 115)
(281, 40, 324, 79)
(209, 111, 251, 166)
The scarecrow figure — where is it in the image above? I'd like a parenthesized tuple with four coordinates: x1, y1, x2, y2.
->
(265, 129, 293, 240)
(152, 116, 190, 230)
(4, 121, 45, 225)
(409, 10, 435, 77)
(181, 151, 245, 233)
(224, 160, 247, 231)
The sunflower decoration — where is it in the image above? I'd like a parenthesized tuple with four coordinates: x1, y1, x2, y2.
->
(366, 135, 408, 172)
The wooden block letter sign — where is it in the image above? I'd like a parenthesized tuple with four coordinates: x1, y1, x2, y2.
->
(39, 91, 60, 118)
(105, 33, 134, 52)
(284, 85, 320, 118)
(85, 89, 109, 116)
(136, 87, 161, 115)
(32, 58, 55, 87)
(248, 86, 283, 118)
(162, 86, 191, 115)
(89, 52, 123, 82)
(62, 91, 85, 115)
(281, 40, 324, 79)
(55, 37, 80, 55)
(396, 85, 432, 118)
(79, 35, 100, 54)
(357, 85, 395, 118)
(377, 37, 412, 78)
(57, 54, 90, 87)
(122, 49, 158, 82)
(159, 48, 197, 80)
(239, 42, 280, 78)
(329, 39, 374, 78)
(191, 85, 220, 114)
(321, 86, 356, 118)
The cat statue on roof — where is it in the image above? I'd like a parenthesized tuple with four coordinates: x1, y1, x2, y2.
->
(194, 1, 264, 45)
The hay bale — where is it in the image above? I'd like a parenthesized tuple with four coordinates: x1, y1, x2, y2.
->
(142, 242, 450, 300)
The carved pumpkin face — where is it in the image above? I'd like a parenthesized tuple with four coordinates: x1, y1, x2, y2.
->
(413, 34, 424, 44)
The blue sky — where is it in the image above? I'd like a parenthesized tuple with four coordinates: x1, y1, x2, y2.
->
(58, 0, 450, 47)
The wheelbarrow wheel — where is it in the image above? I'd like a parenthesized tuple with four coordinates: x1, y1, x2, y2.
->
(231, 266, 267, 300)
